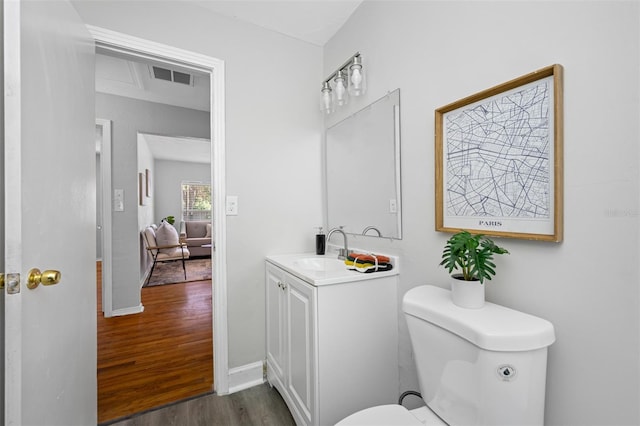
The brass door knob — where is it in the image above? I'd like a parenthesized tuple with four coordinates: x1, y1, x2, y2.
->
(27, 268, 61, 289)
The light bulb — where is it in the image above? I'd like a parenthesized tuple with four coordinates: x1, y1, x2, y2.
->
(335, 80, 346, 104)
(322, 91, 332, 109)
(320, 82, 334, 114)
(348, 56, 366, 97)
(334, 71, 348, 106)
(351, 66, 362, 89)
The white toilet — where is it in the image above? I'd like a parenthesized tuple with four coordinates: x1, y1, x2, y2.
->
(337, 285, 555, 425)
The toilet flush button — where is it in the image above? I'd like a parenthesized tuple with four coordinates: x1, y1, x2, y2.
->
(497, 365, 517, 381)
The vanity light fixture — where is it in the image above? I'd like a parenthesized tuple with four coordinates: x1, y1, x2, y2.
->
(320, 81, 334, 114)
(348, 55, 365, 97)
(320, 52, 366, 114)
(333, 70, 349, 107)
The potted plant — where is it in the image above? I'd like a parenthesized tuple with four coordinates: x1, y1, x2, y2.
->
(440, 230, 509, 308)
(162, 215, 175, 225)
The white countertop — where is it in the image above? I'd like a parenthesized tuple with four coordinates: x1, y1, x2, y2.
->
(266, 252, 399, 286)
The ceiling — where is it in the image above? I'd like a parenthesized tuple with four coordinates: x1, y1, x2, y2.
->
(95, 49, 211, 112)
(140, 133, 211, 164)
(96, 0, 363, 110)
(97, 1, 363, 162)
(188, 0, 363, 46)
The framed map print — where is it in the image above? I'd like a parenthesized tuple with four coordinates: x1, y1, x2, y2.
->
(435, 64, 563, 242)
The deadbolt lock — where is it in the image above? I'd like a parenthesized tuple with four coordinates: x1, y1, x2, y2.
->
(27, 268, 61, 289)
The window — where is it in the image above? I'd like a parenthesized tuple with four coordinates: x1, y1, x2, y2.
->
(181, 182, 211, 221)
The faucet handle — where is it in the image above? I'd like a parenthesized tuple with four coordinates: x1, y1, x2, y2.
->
(337, 248, 351, 260)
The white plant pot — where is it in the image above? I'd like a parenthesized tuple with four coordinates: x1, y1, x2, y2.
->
(450, 275, 485, 309)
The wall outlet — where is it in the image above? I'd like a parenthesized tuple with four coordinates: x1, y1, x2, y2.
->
(226, 196, 238, 215)
(114, 189, 124, 212)
(389, 199, 397, 213)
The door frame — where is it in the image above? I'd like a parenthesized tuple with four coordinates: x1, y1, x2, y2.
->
(88, 26, 229, 394)
(96, 118, 113, 317)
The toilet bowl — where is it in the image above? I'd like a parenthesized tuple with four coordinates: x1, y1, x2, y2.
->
(337, 404, 445, 426)
(336, 285, 555, 426)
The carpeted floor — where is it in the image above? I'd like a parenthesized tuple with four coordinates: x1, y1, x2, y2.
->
(145, 257, 212, 287)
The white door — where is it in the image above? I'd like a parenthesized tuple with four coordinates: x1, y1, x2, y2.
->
(4, 1, 97, 424)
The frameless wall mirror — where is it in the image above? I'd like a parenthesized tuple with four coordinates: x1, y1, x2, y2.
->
(326, 89, 402, 239)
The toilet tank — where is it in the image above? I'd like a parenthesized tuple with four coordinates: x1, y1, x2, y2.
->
(403, 285, 555, 426)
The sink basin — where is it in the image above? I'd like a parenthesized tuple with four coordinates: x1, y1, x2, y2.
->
(292, 257, 346, 272)
(266, 253, 398, 286)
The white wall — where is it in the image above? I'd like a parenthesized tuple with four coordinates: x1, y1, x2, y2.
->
(137, 135, 154, 281)
(137, 134, 154, 231)
(154, 159, 210, 224)
(95, 92, 209, 310)
(74, 2, 323, 368)
(324, 1, 639, 425)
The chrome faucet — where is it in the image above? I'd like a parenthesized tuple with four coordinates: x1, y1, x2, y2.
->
(362, 226, 382, 237)
(327, 227, 350, 260)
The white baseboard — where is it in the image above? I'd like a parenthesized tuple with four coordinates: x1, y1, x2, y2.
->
(140, 265, 151, 289)
(228, 361, 265, 394)
(111, 304, 144, 317)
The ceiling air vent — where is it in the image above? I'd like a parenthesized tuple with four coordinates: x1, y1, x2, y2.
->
(151, 66, 192, 86)
(172, 71, 191, 85)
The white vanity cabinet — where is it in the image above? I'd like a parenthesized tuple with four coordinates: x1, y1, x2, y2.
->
(266, 263, 316, 425)
(265, 257, 399, 426)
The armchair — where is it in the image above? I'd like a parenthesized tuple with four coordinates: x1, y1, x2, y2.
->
(142, 224, 190, 286)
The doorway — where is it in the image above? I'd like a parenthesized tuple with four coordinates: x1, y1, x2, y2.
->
(137, 133, 212, 285)
(89, 25, 229, 409)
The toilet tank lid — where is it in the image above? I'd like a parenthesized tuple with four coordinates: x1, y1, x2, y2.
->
(403, 285, 556, 351)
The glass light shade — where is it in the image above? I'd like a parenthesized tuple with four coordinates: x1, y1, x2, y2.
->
(333, 70, 349, 107)
(348, 56, 366, 97)
(320, 82, 334, 114)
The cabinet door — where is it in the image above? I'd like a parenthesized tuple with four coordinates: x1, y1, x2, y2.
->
(266, 264, 286, 386)
(286, 275, 316, 425)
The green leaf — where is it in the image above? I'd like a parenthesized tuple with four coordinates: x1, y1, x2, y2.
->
(440, 230, 509, 283)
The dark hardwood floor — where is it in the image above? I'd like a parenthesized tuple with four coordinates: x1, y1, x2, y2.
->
(97, 261, 294, 426)
(97, 261, 214, 423)
(106, 383, 295, 426)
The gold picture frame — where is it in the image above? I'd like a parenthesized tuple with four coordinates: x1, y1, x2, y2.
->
(435, 64, 563, 242)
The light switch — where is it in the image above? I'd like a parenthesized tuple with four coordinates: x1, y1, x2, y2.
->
(114, 189, 124, 212)
(226, 196, 238, 215)
(389, 199, 397, 213)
